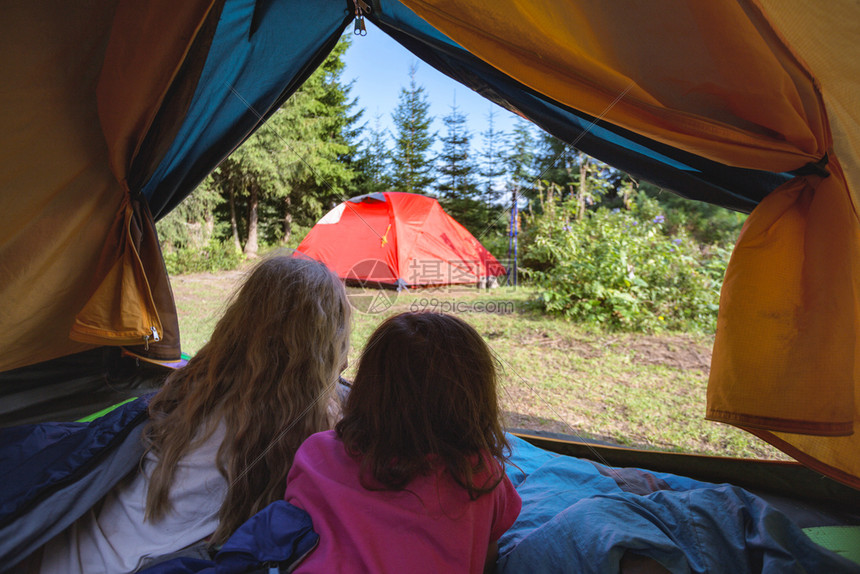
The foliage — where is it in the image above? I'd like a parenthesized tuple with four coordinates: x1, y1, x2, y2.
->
(505, 118, 537, 207)
(638, 181, 747, 246)
(478, 109, 508, 233)
(205, 36, 360, 256)
(163, 239, 244, 275)
(479, 232, 512, 267)
(436, 101, 488, 236)
(352, 112, 392, 195)
(156, 176, 223, 250)
(390, 64, 436, 193)
(532, 133, 634, 217)
(522, 193, 730, 332)
(278, 37, 361, 230)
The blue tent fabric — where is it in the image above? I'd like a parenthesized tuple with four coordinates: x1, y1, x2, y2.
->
(498, 435, 860, 574)
(0, 395, 152, 570)
(142, 0, 352, 219)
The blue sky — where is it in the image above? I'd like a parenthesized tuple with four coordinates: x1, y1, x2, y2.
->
(341, 21, 522, 154)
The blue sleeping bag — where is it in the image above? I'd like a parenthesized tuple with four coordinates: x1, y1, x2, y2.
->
(0, 396, 317, 573)
(0, 395, 152, 571)
(498, 435, 859, 573)
(3, 401, 856, 574)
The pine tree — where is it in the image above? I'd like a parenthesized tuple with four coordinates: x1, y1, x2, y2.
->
(277, 36, 361, 243)
(390, 64, 435, 193)
(436, 99, 484, 234)
(436, 99, 478, 199)
(503, 118, 537, 285)
(156, 175, 223, 251)
(352, 113, 392, 195)
(505, 118, 537, 208)
(479, 108, 507, 230)
(210, 36, 360, 255)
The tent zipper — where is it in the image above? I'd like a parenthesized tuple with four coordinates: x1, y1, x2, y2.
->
(352, 0, 370, 35)
(143, 326, 161, 350)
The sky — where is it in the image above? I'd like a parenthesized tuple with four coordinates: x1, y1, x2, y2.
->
(340, 21, 522, 154)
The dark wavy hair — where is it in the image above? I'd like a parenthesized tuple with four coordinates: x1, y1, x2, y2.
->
(336, 312, 509, 499)
(144, 255, 350, 544)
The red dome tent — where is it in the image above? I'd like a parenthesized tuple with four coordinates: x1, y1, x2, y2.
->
(296, 192, 505, 289)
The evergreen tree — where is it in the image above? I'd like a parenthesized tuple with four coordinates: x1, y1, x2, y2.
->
(275, 36, 361, 244)
(435, 99, 485, 234)
(436, 100, 478, 199)
(390, 64, 435, 193)
(479, 108, 507, 230)
(211, 36, 360, 255)
(352, 113, 392, 195)
(503, 118, 537, 284)
(156, 175, 223, 251)
(505, 118, 537, 209)
(533, 132, 573, 198)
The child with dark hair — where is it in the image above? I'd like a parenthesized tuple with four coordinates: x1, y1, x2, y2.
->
(284, 311, 521, 574)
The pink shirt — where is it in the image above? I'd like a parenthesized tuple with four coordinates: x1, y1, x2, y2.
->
(285, 430, 521, 573)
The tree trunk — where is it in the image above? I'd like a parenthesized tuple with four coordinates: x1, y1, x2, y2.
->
(244, 185, 259, 258)
(283, 193, 293, 245)
(229, 189, 241, 252)
(564, 153, 575, 202)
(577, 153, 588, 221)
(204, 210, 215, 244)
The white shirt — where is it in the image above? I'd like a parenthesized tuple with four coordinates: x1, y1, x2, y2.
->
(41, 422, 228, 574)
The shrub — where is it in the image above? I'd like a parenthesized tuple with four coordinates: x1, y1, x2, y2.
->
(521, 194, 730, 332)
(163, 240, 245, 275)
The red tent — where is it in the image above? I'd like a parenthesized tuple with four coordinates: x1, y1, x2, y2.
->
(296, 192, 506, 288)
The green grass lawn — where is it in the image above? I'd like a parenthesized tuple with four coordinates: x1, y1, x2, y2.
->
(170, 269, 787, 460)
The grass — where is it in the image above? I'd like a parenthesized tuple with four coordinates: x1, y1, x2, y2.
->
(169, 268, 788, 461)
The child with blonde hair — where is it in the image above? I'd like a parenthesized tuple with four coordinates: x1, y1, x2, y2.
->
(41, 255, 351, 573)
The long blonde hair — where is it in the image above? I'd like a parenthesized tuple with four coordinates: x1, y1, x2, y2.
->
(143, 255, 350, 544)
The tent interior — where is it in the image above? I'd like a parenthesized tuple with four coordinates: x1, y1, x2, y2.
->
(2, 0, 860, 560)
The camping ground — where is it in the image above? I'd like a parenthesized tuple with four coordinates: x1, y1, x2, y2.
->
(170, 268, 787, 461)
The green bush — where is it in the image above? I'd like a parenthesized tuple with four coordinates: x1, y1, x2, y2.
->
(163, 240, 245, 275)
(478, 232, 511, 265)
(522, 195, 730, 332)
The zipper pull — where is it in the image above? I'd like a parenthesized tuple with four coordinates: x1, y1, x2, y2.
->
(144, 326, 161, 350)
(352, 0, 370, 36)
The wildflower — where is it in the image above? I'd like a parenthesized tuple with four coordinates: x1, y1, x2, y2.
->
(673, 238, 682, 244)
(658, 316, 664, 321)
(631, 221, 638, 226)
(612, 208, 620, 214)
(653, 215, 665, 223)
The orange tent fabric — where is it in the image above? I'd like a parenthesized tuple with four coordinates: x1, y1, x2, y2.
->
(398, 0, 860, 487)
(0, 0, 216, 371)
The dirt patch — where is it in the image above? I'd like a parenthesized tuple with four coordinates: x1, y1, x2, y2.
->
(515, 329, 604, 359)
(624, 335, 712, 372)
